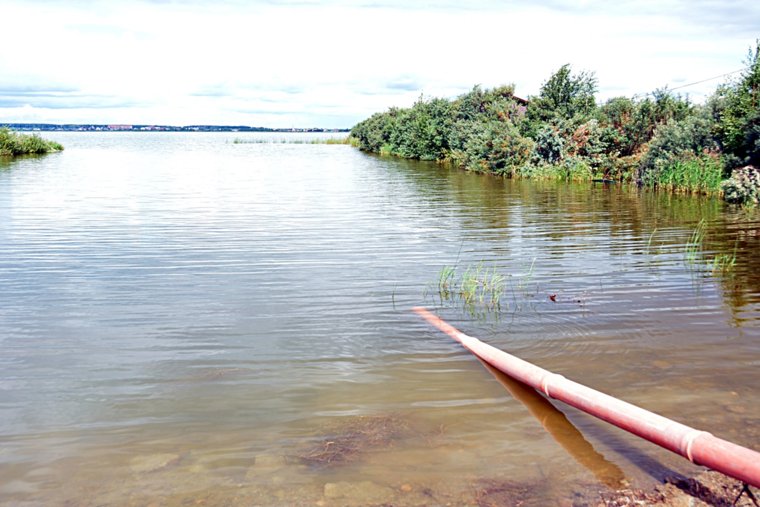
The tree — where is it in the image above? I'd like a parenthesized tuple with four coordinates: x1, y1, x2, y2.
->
(712, 39, 760, 168)
(524, 64, 598, 135)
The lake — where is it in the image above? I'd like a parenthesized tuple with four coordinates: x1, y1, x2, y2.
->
(1, 132, 758, 506)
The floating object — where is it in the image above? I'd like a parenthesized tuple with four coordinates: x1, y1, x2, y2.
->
(412, 307, 760, 488)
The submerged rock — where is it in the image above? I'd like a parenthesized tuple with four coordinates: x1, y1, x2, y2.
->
(129, 453, 180, 473)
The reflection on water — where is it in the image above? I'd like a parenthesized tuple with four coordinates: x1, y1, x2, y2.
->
(478, 360, 626, 489)
(0, 132, 758, 505)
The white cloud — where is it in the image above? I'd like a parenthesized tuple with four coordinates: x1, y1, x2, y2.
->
(0, 0, 757, 127)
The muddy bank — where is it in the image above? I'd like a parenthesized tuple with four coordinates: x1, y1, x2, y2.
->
(593, 471, 757, 507)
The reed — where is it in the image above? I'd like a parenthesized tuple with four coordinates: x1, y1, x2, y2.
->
(655, 156, 723, 194)
(0, 128, 63, 157)
(711, 241, 738, 274)
(685, 219, 706, 264)
(644, 228, 658, 257)
(435, 263, 506, 310)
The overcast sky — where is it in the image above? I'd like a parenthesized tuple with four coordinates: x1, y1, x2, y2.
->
(1, 0, 758, 128)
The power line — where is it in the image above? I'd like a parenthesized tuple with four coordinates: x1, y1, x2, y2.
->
(630, 66, 749, 100)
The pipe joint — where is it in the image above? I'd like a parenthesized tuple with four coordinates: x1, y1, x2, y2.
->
(680, 429, 712, 463)
(540, 373, 566, 399)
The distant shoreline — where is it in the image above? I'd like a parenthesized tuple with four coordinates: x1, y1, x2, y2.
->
(1, 123, 350, 133)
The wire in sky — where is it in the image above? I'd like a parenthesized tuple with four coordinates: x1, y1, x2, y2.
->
(630, 66, 749, 100)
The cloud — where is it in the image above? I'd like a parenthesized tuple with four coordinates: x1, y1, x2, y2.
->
(386, 77, 421, 92)
(0, 84, 148, 110)
(0, 0, 756, 127)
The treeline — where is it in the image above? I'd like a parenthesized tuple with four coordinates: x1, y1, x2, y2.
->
(0, 128, 64, 157)
(351, 42, 760, 204)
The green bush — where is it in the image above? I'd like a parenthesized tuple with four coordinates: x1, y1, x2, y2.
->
(712, 40, 760, 168)
(448, 119, 533, 176)
(349, 44, 756, 193)
(532, 126, 564, 164)
(0, 128, 63, 157)
(638, 113, 721, 188)
(722, 166, 760, 205)
(523, 64, 597, 137)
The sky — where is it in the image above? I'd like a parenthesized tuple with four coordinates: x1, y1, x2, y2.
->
(0, 0, 758, 129)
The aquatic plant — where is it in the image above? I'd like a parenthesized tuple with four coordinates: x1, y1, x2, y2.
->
(649, 154, 724, 194)
(683, 220, 738, 274)
(685, 219, 707, 265)
(0, 128, 63, 157)
(644, 228, 658, 257)
(435, 263, 506, 310)
(712, 251, 737, 274)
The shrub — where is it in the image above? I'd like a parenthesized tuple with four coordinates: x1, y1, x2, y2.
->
(524, 64, 598, 136)
(0, 128, 63, 156)
(722, 165, 760, 205)
(712, 40, 760, 168)
(638, 113, 721, 188)
(532, 126, 564, 164)
(448, 119, 533, 176)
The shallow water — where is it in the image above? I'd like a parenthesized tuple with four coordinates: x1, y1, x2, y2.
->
(1, 132, 758, 506)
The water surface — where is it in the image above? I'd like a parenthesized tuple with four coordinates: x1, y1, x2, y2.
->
(1, 132, 758, 505)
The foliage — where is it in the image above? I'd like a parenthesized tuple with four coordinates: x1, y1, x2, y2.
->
(721, 166, 760, 205)
(449, 118, 533, 176)
(647, 154, 724, 193)
(0, 128, 63, 157)
(523, 64, 597, 135)
(637, 112, 721, 189)
(350, 43, 760, 200)
(517, 157, 593, 182)
(597, 91, 693, 160)
(532, 125, 564, 164)
(711, 40, 760, 168)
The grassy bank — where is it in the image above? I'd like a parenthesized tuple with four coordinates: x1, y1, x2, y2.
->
(0, 128, 63, 157)
(350, 41, 760, 201)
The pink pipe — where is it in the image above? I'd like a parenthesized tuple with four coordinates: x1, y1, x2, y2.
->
(413, 307, 760, 488)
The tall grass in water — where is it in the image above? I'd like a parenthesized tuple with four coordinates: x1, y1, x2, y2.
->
(0, 128, 63, 157)
(654, 155, 723, 194)
(711, 240, 737, 274)
(436, 263, 506, 310)
(683, 219, 737, 274)
(685, 219, 707, 265)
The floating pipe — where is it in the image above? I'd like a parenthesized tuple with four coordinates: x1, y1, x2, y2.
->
(413, 307, 760, 488)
